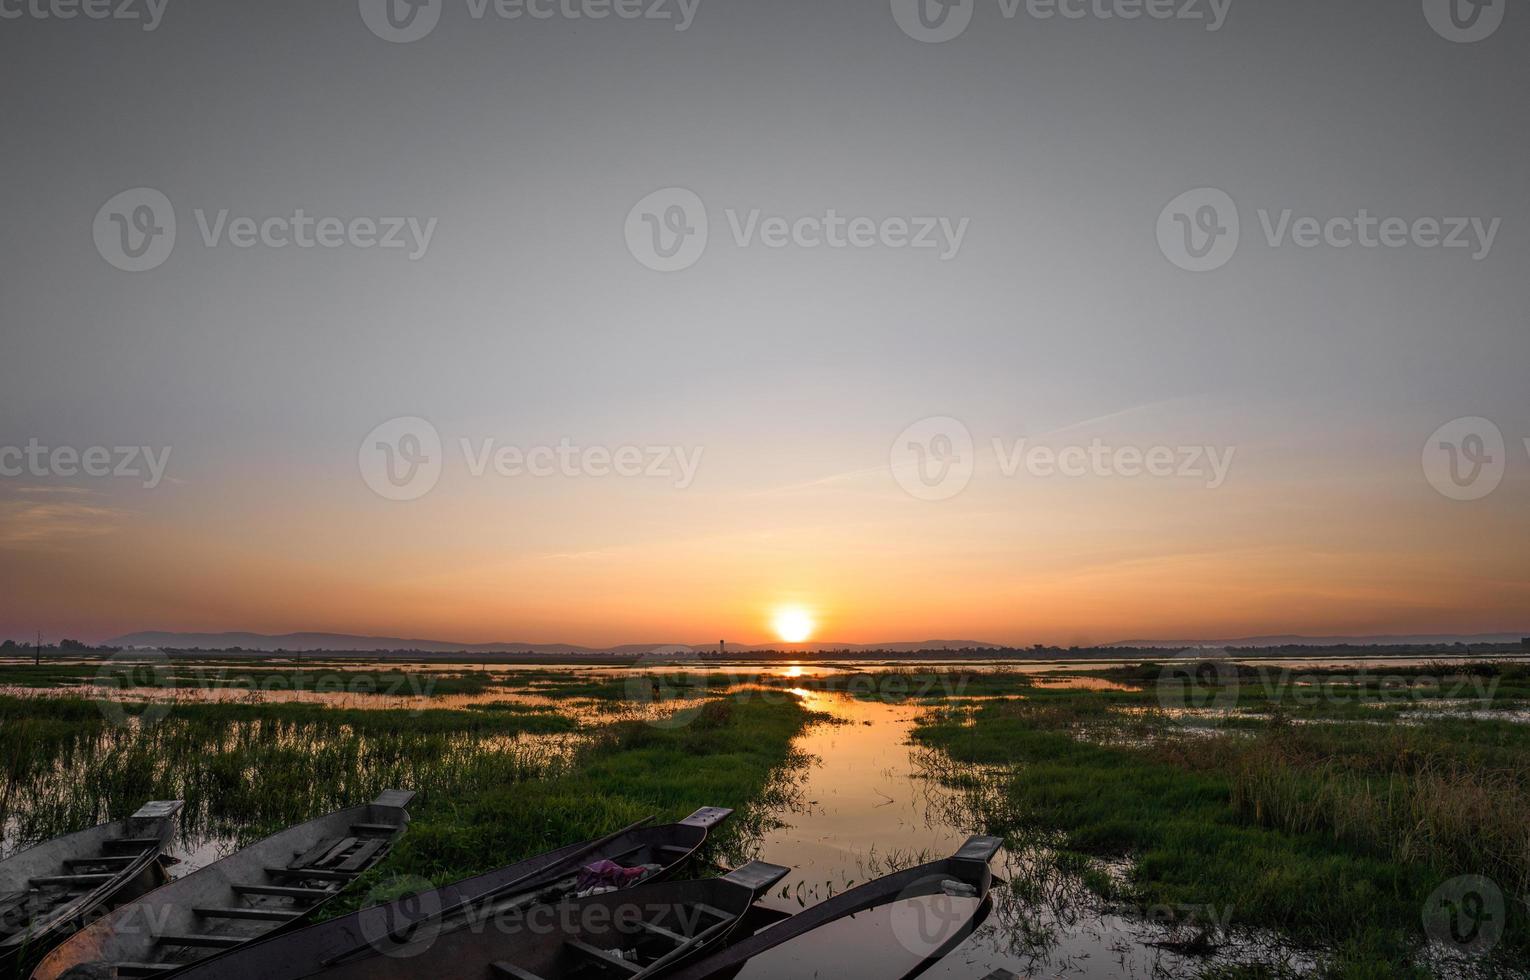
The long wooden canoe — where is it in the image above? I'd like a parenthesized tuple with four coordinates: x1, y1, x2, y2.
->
(30, 790, 414, 980)
(168, 806, 734, 980)
(0, 802, 183, 969)
(312, 859, 792, 980)
(662, 835, 1004, 980)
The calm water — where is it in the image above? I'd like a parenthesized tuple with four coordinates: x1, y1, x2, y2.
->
(730, 690, 1269, 979)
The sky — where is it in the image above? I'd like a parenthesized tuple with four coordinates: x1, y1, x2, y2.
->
(1, 0, 1527, 647)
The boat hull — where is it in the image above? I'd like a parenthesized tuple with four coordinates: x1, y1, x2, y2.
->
(0, 802, 182, 973)
(662, 835, 1004, 980)
(168, 806, 734, 980)
(316, 859, 790, 980)
(30, 792, 413, 980)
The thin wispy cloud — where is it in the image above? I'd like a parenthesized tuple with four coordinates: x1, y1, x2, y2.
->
(0, 495, 129, 546)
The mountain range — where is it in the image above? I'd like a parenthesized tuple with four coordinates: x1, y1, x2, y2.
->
(108, 631, 993, 654)
(106, 630, 1528, 654)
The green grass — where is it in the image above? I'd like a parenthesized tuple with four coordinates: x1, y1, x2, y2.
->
(914, 693, 1530, 978)
(1076, 659, 1530, 707)
(345, 693, 819, 904)
(0, 696, 575, 849)
(0, 687, 819, 926)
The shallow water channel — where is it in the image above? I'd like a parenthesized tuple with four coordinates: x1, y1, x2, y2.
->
(731, 689, 1253, 979)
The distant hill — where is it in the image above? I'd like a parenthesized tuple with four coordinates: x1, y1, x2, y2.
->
(108, 631, 997, 655)
(102, 630, 1529, 658)
(1108, 633, 1530, 648)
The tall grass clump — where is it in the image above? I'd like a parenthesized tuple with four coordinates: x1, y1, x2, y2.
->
(0, 695, 573, 850)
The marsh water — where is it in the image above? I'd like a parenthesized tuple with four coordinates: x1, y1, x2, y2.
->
(728, 688, 1291, 980)
(5, 656, 1528, 978)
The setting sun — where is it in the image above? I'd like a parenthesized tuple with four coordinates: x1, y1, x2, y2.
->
(772, 607, 816, 644)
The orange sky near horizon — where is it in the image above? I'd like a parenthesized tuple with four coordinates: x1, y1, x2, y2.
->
(4, 423, 1527, 647)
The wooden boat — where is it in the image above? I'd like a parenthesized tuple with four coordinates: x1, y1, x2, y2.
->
(31, 790, 415, 980)
(168, 806, 735, 980)
(0, 802, 183, 968)
(662, 835, 1004, 980)
(311, 859, 793, 980)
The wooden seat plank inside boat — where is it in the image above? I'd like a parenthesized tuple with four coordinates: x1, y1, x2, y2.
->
(27, 873, 120, 887)
(288, 836, 353, 870)
(155, 933, 246, 949)
(565, 938, 644, 974)
(63, 854, 138, 868)
(265, 865, 357, 882)
(194, 906, 304, 922)
(231, 883, 334, 900)
(335, 838, 385, 872)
